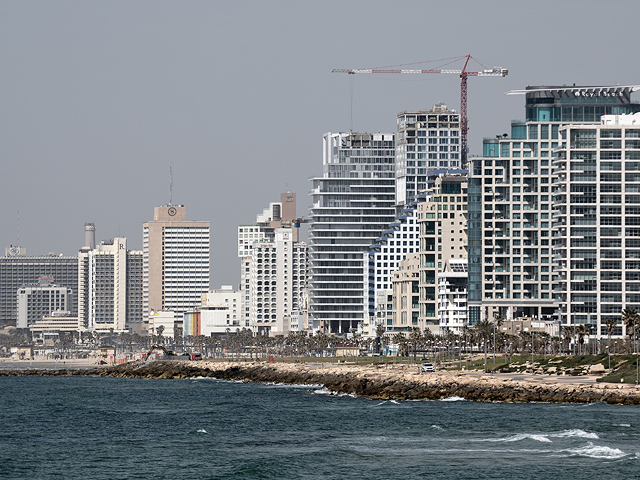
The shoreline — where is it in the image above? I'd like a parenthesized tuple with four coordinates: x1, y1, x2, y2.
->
(1, 360, 640, 405)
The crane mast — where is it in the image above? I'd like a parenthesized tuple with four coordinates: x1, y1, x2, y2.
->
(333, 54, 508, 168)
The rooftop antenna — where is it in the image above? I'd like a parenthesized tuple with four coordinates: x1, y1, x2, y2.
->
(169, 165, 173, 206)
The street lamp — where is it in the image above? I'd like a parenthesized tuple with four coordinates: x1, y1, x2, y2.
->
(606, 345, 610, 371)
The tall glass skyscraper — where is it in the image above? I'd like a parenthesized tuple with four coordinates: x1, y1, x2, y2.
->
(309, 132, 396, 334)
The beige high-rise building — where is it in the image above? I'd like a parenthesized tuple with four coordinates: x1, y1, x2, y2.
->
(418, 174, 468, 333)
(143, 205, 210, 319)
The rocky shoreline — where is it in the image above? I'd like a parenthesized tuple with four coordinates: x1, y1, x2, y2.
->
(2, 360, 640, 405)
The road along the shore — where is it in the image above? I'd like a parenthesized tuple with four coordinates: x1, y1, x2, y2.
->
(1, 360, 640, 405)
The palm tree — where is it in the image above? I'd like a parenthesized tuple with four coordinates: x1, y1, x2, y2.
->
(409, 327, 422, 361)
(622, 308, 639, 342)
(392, 332, 407, 358)
(156, 325, 165, 344)
(474, 320, 493, 370)
(605, 317, 618, 352)
(562, 325, 574, 355)
(576, 324, 589, 355)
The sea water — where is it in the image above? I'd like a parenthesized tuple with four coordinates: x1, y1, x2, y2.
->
(0, 375, 638, 479)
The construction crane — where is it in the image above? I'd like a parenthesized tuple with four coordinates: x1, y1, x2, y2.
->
(332, 54, 508, 167)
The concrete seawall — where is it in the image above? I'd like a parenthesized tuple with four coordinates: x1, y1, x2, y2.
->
(2, 360, 640, 405)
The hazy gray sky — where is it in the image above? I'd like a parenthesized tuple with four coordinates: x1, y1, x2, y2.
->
(2, 0, 639, 288)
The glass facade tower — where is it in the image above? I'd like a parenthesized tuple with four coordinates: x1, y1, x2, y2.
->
(468, 86, 640, 324)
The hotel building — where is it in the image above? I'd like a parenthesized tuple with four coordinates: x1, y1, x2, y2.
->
(143, 205, 210, 319)
(78, 237, 143, 333)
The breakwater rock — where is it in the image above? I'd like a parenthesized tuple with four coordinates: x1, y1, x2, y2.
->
(2, 361, 640, 405)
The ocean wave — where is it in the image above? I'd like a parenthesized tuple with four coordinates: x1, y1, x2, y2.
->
(197, 428, 207, 434)
(614, 423, 631, 427)
(493, 433, 553, 443)
(563, 442, 626, 459)
(481, 428, 598, 444)
(374, 400, 400, 406)
(440, 396, 465, 402)
(311, 387, 331, 395)
(550, 429, 599, 439)
(430, 425, 444, 430)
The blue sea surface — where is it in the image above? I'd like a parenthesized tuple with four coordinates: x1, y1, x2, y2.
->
(0, 376, 638, 479)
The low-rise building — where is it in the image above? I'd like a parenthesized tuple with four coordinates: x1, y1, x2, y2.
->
(30, 311, 79, 345)
(438, 259, 468, 334)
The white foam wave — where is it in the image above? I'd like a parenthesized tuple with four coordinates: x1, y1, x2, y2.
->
(484, 429, 598, 444)
(504, 434, 553, 443)
(375, 400, 400, 406)
(551, 429, 599, 439)
(615, 423, 631, 427)
(197, 428, 207, 434)
(312, 387, 331, 395)
(440, 396, 465, 402)
(430, 425, 444, 430)
(564, 442, 626, 459)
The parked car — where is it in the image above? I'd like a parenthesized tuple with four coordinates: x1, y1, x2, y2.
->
(421, 362, 436, 373)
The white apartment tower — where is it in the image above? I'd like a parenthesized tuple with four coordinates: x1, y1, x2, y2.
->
(467, 85, 640, 325)
(248, 227, 307, 335)
(554, 113, 640, 338)
(396, 104, 462, 206)
(368, 205, 419, 335)
(238, 193, 298, 328)
(309, 132, 396, 334)
(143, 205, 210, 319)
(437, 259, 468, 333)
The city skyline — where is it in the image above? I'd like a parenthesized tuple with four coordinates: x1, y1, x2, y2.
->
(2, 1, 640, 289)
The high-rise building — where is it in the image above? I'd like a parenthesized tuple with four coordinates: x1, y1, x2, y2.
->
(554, 113, 640, 339)
(248, 227, 307, 335)
(238, 193, 298, 328)
(78, 237, 143, 333)
(417, 175, 468, 332)
(468, 85, 640, 325)
(309, 132, 396, 334)
(143, 205, 210, 320)
(396, 104, 462, 206)
(368, 204, 419, 335)
(0, 254, 78, 326)
(16, 278, 72, 329)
